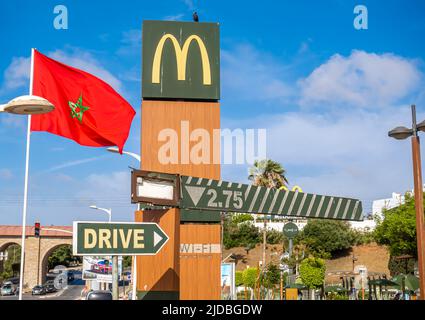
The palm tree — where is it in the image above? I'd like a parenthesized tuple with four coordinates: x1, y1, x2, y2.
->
(248, 159, 289, 189)
(248, 159, 289, 298)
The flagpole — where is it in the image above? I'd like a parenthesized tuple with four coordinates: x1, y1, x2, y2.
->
(18, 48, 35, 300)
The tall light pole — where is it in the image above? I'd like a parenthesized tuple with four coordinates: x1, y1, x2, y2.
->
(106, 147, 140, 300)
(388, 104, 425, 300)
(89, 205, 118, 299)
(89, 205, 112, 223)
(1, 81, 55, 300)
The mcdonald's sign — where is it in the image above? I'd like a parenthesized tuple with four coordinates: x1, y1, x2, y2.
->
(142, 20, 220, 100)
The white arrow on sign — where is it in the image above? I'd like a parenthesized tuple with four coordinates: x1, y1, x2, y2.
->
(154, 231, 163, 248)
(184, 185, 206, 206)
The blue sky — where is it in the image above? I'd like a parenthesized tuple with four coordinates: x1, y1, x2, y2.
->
(1, 0, 425, 225)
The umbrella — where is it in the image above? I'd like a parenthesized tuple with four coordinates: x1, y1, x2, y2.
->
(391, 274, 419, 291)
(368, 278, 399, 287)
(324, 285, 348, 293)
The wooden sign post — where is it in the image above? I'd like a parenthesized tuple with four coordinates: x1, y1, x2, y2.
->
(137, 20, 221, 300)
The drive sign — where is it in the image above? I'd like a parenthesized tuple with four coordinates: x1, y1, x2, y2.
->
(73, 221, 169, 256)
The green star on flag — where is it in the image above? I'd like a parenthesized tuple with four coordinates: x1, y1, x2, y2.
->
(69, 93, 89, 123)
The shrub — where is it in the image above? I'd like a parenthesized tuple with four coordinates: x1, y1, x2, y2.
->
(297, 220, 357, 258)
(242, 267, 259, 289)
(266, 229, 284, 244)
(235, 271, 244, 287)
(223, 218, 261, 249)
(299, 256, 326, 289)
(232, 214, 254, 224)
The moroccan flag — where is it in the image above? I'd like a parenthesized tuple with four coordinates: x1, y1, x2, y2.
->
(31, 49, 135, 153)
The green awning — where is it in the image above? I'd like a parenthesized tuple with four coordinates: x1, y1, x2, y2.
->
(324, 285, 348, 293)
(390, 274, 419, 291)
(368, 278, 399, 287)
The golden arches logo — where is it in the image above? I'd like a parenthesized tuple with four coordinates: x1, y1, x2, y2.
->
(279, 185, 303, 193)
(152, 34, 212, 85)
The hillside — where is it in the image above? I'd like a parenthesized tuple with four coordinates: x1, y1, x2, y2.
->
(223, 243, 390, 281)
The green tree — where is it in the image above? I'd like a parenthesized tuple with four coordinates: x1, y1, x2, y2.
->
(48, 245, 74, 269)
(223, 217, 261, 249)
(123, 256, 132, 268)
(242, 267, 258, 289)
(387, 255, 416, 276)
(248, 159, 288, 189)
(266, 229, 284, 244)
(262, 264, 280, 289)
(248, 159, 289, 271)
(297, 219, 356, 259)
(299, 256, 326, 289)
(235, 271, 244, 287)
(374, 193, 418, 258)
(232, 214, 254, 224)
(0, 244, 21, 282)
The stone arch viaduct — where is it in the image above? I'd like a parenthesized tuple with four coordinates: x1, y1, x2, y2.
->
(0, 225, 72, 290)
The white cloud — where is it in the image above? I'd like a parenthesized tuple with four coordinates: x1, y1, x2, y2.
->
(220, 49, 424, 214)
(163, 14, 185, 21)
(49, 48, 122, 92)
(53, 173, 74, 182)
(85, 171, 130, 196)
(299, 50, 422, 108)
(0, 48, 122, 96)
(182, 0, 194, 10)
(221, 44, 293, 103)
(117, 29, 141, 57)
(223, 106, 416, 213)
(1, 114, 26, 129)
(0, 168, 13, 180)
(41, 155, 108, 173)
(0, 56, 30, 94)
(73, 171, 134, 219)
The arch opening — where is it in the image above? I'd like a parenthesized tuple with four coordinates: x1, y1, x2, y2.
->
(40, 244, 80, 285)
(0, 242, 21, 284)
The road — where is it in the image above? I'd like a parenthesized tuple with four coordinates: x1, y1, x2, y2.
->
(0, 271, 85, 301)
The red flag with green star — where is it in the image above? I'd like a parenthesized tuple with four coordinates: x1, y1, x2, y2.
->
(30, 50, 135, 153)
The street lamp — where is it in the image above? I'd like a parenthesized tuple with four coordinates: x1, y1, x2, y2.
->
(107, 147, 141, 162)
(89, 205, 118, 299)
(89, 205, 112, 222)
(2, 94, 54, 300)
(105, 147, 140, 301)
(0, 95, 54, 115)
(388, 104, 425, 300)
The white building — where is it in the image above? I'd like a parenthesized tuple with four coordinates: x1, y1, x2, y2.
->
(253, 220, 307, 232)
(350, 192, 405, 231)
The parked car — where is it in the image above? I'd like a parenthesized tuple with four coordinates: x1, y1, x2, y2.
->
(1, 283, 16, 296)
(32, 285, 46, 295)
(44, 281, 57, 293)
(86, 290, 113, 300)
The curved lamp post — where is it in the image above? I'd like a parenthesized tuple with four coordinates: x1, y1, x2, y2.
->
(106, 147, 140, 300)
(89, 205, 112, 222)
(107, 146, 141, 162)
(388, 104, 425, 300)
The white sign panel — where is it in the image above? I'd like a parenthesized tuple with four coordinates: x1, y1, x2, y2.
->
(82, 256, 122, 281)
